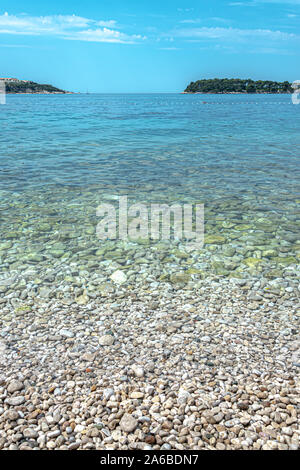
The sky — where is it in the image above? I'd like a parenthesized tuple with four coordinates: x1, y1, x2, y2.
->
(0, 0, 299, 92)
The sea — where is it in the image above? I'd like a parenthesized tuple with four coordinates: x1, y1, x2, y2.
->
(0, 93, 299, 291)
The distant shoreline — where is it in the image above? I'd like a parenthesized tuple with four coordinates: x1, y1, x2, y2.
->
(181, 91, 292, 95)
(4, 92, 292, 96)
(5, 92, 74, 95)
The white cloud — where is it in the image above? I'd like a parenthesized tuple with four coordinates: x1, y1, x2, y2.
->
(180, 17, 231, 24)
(229, 0, 300, 5)
(228, 2, 256, 6)
(256, 0, 300, 3)
(180, 19, 201, 24)
(159, 47, 181, 50)
(177, 8, 194, 12)
(0, 13, 143, 44)
(174, 26, 299, 42)
(67, 28, 144, 44)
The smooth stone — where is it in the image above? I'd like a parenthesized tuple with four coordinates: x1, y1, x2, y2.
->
(23, 428, 38, 439)
(99, 334, 115, 346)
(120, 413, 138, 433)
(103, 388, 114, 400)
(7, 380, 24, 393)
(130, 392, 144, 399)
(4, 410, 19, 420)
(74, 424, 85, 433)
(5, 396, 25, 406)
(131, 365, 144, 377)
(201, 336, 211, 343)
(59, 328, 75, 338)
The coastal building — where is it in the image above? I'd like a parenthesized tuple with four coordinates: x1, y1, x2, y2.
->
(0, 77, 19, 81)
(0, 77, 29, 82)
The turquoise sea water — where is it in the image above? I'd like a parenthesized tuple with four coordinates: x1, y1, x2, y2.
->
(0, 93, 299, 291)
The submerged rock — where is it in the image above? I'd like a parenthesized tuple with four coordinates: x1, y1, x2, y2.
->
(243, 257, 263, 268)
(205, 235, 226, 244)
(170, 273, 190, 284)
(75, 291, 89, 305)
(110, 270, 127, 285)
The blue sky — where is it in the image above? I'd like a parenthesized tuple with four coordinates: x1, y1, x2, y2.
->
(0, 0, 299, 92)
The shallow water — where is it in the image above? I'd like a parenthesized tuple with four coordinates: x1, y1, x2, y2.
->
(0, 93, 299, 291)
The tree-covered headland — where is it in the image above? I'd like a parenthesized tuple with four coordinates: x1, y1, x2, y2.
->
(184, 78, 293, 94)
(1, 79, 68, 94)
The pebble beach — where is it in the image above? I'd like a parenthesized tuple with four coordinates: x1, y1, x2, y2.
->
(0, 93, 299, 451)
(0, 274, 299, 450)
